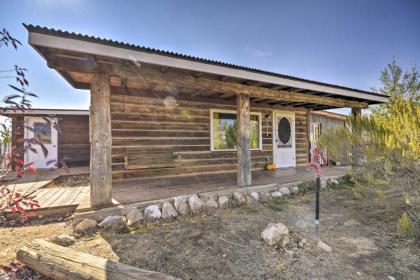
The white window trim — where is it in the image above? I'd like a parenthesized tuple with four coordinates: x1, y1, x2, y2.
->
(210, 109, 262, 152)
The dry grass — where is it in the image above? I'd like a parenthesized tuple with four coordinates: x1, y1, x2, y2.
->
(1, 186, 419, 279)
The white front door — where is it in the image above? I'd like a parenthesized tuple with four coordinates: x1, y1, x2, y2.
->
(273, 111, 296, 168)
(24, 117, 58, 169)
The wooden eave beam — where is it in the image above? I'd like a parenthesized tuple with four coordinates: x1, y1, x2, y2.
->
(270, 85, 287, 90)
(47, 55, 368, 109)
(244, 80, 266, 87)
(133, 69, 368, 109)
(290, 88, 306, 93)
(290, 102, 308, 107)
(47, 55, 140, 78)
(220, 92, 235, 99)
(191, 89, 205, 98)
(160, 66, 170, 74)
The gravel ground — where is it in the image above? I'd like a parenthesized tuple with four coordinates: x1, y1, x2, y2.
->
(70, 187, 420, 280)
(1, 186, 419, 279)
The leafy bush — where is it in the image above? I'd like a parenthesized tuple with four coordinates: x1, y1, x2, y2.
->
(0, 29, 41, 224)
(319, 60, 420, 241)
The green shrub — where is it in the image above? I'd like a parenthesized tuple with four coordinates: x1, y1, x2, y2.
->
(398, 212, 413, 236)
(318, 60, 419, 239)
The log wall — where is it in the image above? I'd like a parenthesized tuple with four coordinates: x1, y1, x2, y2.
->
(110, 87, 309, 183)
(10, 115, 90, 168)
(58, 115, 90, 167)
(11, 115, 24, 169)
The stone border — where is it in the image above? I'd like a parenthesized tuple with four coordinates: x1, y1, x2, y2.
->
(72, 175, 344, 234)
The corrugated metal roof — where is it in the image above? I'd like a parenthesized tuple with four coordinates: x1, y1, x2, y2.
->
(1, 108, 89, 116)
(23, 23, 386, 99)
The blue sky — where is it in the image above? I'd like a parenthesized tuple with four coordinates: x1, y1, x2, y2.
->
(1, 0, 419, 114)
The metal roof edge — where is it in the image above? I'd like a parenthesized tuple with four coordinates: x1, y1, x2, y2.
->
(23, 24, 389, 103)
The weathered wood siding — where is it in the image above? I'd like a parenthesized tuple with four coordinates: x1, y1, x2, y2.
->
(11, 115, 24, 169)
(110, 88, 309, 183)
(295, 110, 311, 165)
(58, 115, 90, 167)
(10, 115, 90, 168)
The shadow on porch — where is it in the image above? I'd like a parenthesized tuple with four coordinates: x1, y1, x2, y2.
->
(4, 166, 348, 216)
(108, 166, 349, 205)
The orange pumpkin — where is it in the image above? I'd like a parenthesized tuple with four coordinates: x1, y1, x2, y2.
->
(265, 162, 276, 171)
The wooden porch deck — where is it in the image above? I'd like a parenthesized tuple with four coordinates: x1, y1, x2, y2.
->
(5, 166, 348, 216)
(108, 166, 349, 206)
(2, 167, 90, 217)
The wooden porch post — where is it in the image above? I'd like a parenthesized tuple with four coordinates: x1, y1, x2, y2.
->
(351, 108, 361, 119)
(351, 107, 362, 171)
(237, 93, 251, 187)
(90, 72, 112, 208)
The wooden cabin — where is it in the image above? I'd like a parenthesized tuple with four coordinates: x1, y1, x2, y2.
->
(23, 24, 388, 208)
(2, 109, 90, 168)
(4, 109, 346, 169)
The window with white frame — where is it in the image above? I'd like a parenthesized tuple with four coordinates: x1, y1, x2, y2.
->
(210, 110, 262, 151)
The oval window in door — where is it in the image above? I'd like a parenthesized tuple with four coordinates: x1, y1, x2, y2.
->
(278, 117, 291, 144)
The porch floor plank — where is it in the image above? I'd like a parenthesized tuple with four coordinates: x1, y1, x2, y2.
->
(33, 188, 61, 207)
(111, 166, 349, 205)
(50, 187, 84, 207)
(8, 166, 348, 215)
(39, 188, 67, 208)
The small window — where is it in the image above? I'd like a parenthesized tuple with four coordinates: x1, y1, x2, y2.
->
(211, 110, 261, 151)
(34, 122, 51, 144)
(277, 117, 291, 144)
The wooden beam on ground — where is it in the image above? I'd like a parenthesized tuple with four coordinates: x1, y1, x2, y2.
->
(90, 72, 112, 208)
(17, 239, 179, 280)
(237, 93, 251, 187)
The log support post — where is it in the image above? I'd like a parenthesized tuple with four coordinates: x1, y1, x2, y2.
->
(90, 72, 112, 208)
(237, 93, 251, 187)
(351, 107, 362, 171)
(351, 108, 361, 119)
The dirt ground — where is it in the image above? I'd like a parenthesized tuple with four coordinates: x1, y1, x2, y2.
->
(72, 187, 419, 280)
(1, 186, 419, 279)
(0, 218, 72, 264)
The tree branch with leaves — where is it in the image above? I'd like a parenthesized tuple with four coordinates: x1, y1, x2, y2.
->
(0, 28, 41, 224)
